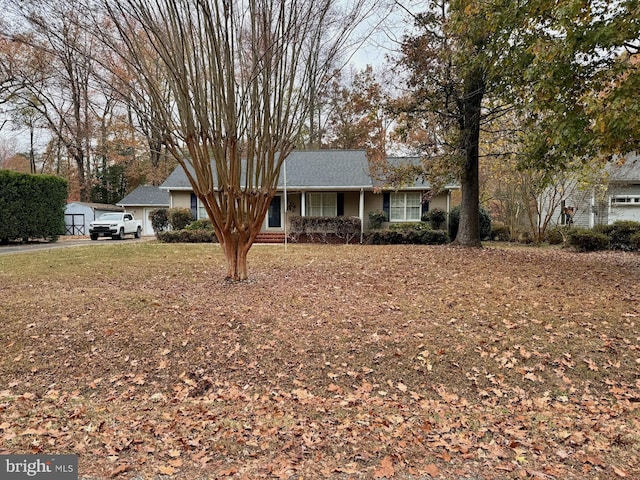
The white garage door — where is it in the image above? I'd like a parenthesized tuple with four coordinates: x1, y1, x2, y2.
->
(609, 196, 640, 223)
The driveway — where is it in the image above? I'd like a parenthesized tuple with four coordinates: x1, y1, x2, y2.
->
(0, 236, 153, 255)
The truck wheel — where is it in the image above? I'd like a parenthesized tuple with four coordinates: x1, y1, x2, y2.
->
(118, 228, 125, 240)
(134, 226, 141, 239)
(90, 234, 98, 241)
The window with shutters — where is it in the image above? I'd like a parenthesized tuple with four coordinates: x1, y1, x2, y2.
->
(307, 193, 337, 216)
(390, 192, 421, 221)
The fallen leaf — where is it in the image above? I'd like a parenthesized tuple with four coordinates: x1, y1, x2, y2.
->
(374, 456, 395, 478)
(423, 463, 440, 477)
(158, 465, 176, 475)
(109, 464, 130, 477)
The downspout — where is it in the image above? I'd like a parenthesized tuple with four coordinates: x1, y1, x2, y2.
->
(446, 189, 451, 230)
(359, 188, 365, 243)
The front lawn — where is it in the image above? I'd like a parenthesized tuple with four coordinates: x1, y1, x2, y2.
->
(0, 243, 639, 479)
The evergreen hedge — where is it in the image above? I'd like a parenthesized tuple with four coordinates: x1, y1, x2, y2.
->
(0, 170, 67, 243)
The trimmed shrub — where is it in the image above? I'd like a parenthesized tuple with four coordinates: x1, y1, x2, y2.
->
(168, 207, 194, 231)
(630, 232, 640, 251)
(156, 229, 217, 243)
(289, 216, 361, 244)
(150, 208, 168, 232)
(366, 224, 449, 245)
(186, 219, 213, 231)
(568, 229, 609, 252)
(422, 208, 446, 230)
(388, 222, 430, 231)
(449, 205, 492, 240)
(607, 221, 640, 251)
(0, 170, 67, 243)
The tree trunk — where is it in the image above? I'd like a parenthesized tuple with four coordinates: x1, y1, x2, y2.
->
(452, 70, 484, 248)
(219, 231, 251, 282)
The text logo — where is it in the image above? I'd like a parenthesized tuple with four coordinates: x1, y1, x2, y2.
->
(1, 455, 77, 479)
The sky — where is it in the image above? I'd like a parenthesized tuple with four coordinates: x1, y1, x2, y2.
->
(0, 0, 422, 159)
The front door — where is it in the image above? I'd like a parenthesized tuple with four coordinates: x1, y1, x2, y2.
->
(267, 196, 282, 229)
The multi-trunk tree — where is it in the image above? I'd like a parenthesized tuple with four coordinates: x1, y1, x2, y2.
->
(101, 0, 374, 280)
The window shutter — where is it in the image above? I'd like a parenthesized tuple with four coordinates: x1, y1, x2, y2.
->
(383, 192, 390, 219)
(337, 193, 344, 216)
(422, 192, 429, 218)
(190, 193, 198, 219)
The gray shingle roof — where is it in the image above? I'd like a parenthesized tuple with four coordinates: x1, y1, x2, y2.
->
(607, 154, 640, 182)
(117, 185, 170, 206)
(160, 150, 440, 191)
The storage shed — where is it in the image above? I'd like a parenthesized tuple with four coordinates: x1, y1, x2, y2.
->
(64, 202, 124, 236)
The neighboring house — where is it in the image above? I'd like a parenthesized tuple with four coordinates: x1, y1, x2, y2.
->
(548, 155, 640, 228)
(160, 149, 458, 240)
(64, 202, 123, 236)
(116, 185, 170, 236)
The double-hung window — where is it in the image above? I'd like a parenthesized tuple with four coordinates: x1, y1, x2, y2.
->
(307, 193, 337, 216)
(390, 192, 421, 222)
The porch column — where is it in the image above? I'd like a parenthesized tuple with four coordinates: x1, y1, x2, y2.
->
(359, 188, 365, 243)
(301, 191, 306, 217)
(446, 190, 451, 229)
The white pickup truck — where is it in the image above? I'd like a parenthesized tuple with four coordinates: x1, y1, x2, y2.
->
(89, 212, 142, 240)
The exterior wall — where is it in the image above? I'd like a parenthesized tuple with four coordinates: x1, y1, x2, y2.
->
(343, 191, 361, 218)
(429, 193, 449, 212)
(363, 192, 384, 231)
(171, 191, 192, 210)
(168, 189, 455, 234)
(608, 184, 640, 223)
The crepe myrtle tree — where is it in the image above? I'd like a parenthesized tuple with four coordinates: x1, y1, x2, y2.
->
(102, 0, 375, 280)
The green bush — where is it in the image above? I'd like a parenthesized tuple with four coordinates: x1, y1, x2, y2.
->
(422, 208, 446, 230)
(448, 205, 492, 240)
(388, 222, 431, 231)
(0, 170, 67, 243)
(366, 224, 449, 245)
(491, 222, 510, 241)
(156, 229, 217, 243)
(168, 207, 194, 231)
(630, 232, 640, 251)
(186, 219, 213, 230)
(368, 211, 387, 230)
(607, 221, 640, 250)
(150, 208, 168, 232)
(568, 229, 609, 252)
(545, 226, 570, 245)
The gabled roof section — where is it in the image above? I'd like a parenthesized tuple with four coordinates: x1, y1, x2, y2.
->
(117, 185, 170, 207)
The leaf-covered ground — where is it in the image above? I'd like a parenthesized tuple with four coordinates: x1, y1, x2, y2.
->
(0, 243, 639, 479)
